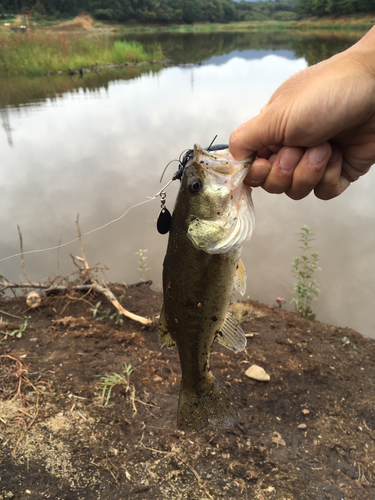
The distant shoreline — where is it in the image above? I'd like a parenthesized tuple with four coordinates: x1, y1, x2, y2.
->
(1, 13, 373, 78)
(0, 27, 165, 78)
(115, 16, 374, 35)
(2, 13, 374, 36)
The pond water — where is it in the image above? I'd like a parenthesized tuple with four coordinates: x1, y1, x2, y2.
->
(1, 30, 374, 338)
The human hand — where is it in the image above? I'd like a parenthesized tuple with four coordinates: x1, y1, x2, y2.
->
(229, 26, 375, 200)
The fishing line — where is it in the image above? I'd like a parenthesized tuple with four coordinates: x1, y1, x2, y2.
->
(159, 159, 179, 183)
(0, 179, 174, 264)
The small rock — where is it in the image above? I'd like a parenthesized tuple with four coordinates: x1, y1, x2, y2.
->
(245, 365, 270, 382)
(298, 423, 307, 429)
(271, 431, 286, 446)
(302, 409, 310, 415)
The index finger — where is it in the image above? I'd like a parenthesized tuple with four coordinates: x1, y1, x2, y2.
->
(229, 111, 280, 160)
(229, 124, 257, 161)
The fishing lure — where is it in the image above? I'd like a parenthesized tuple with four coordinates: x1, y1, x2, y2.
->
(156, 138, 229, 235)
(156, 191, 172, 235)
(0, 139, 230, 263)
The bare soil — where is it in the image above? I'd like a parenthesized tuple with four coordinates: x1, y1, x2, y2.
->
(49, 14, 95, 32)
(1, 284, 375, 500)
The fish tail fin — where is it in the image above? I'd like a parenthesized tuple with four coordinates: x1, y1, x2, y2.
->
(177, 374, 238, 431)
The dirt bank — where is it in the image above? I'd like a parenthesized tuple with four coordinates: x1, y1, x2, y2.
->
(48, 14, 96, 32)
(1, 284, 374, 499)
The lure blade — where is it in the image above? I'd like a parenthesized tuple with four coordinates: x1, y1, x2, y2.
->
(157, 208, 172, 234)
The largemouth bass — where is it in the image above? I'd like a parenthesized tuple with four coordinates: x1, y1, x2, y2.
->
(159, 144, 256, 431)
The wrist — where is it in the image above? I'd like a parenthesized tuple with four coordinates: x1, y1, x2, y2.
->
(348, 26, 375, 80)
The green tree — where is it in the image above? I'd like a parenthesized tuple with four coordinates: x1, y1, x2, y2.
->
(295, 0, 374, 16)
(182, 0, 202, 23)
(33, 0, 47, 15)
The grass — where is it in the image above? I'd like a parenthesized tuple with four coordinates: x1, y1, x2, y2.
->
(0, 30, 163, 77)
(97, 363, 135, 408)
(229, 302, 266, 324)
(0, 14, 372, 77)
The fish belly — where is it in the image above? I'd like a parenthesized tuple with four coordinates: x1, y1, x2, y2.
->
(162, 232, 239, 430)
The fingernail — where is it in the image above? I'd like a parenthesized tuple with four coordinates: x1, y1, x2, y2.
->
(328, 145, 341, 165)
(278, 147, 302, 172)
(249, 178, 263, 187)
(246, 170, 263, 187)
(248, 170, 264, 183)
(307, 143, 331, 166)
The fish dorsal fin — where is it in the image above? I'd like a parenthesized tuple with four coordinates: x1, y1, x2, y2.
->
(233, 258, 247, 296)
(158, 304, 175, 348)
(216, 311, 247, 352)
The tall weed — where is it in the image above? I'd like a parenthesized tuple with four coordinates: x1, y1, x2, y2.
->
(291, 226, 320, 319)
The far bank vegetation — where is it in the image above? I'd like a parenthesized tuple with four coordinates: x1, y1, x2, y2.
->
(0, 31, 163, 77)
(1, 0, 373, 26)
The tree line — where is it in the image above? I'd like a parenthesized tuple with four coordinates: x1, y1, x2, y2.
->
(295, 0, 375, 17)
(0, 0, 373, 24)
(0, 0, 295, 23)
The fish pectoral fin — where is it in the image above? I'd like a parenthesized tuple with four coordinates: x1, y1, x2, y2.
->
(187, 218, 226, 250)
(216, 311, 247, 352)
(158, 305, 175, 348)
(187, 212, 252, 255)
(233, 258, 247, 296)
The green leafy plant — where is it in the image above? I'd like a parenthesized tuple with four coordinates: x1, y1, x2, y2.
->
(97, 363, 134, 407)
(10, 316, 30, 339)
(341, 336, 350, 347)
(341, 336, 356, 349)
(291, 226, 320, 319)
(90, 300, 102, 319)
(135, 248, 150, 282)
(90, 300, 123, 325)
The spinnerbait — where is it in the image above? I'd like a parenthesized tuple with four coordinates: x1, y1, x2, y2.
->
(172, 143, 229, 181)
(157, 139, 229, 235)
(157, 191, 172, 235)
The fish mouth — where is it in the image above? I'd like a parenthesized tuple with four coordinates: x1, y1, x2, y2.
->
(193, 144, 256, 182)
(185, 144, 256, 254)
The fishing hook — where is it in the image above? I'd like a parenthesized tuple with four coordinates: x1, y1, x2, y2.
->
(172, 136, 229, 182)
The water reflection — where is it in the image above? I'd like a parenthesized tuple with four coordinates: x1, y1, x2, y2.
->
(0, 90, 13, 147)
(202, 48, 296, 65)
(125, 30, 361, 65)
(0, 30, 362, 111)
(0, 64, 165, 110)
(0, 31, 374, 339)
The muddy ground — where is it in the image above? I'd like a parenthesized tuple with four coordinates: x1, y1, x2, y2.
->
(1, 283, 375, 500)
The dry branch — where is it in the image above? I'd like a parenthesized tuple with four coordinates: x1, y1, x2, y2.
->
(96, 281, 152, 327)
(0, 277, 153, 327)
(76, 215, 90, 271)
(17, 225, 32, 284)
(0, 219, 153, 327)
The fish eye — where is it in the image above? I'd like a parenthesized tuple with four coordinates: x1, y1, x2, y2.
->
(189, 179, 202, 194)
